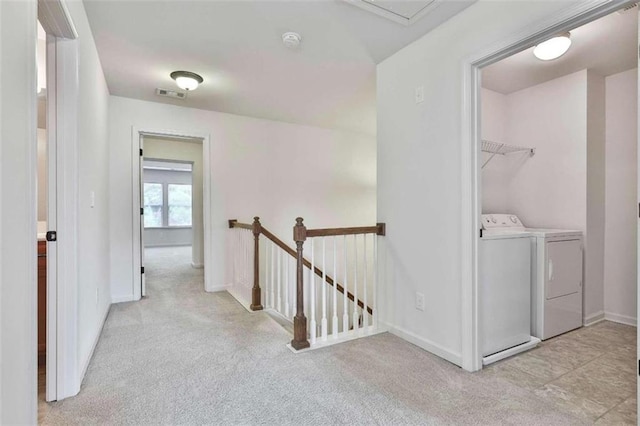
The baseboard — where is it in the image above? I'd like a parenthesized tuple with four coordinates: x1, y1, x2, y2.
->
(226, 286, 253, 312)
(191, 262, 204, 269)
(205, 284, 229, 293)
(604, 312, 637, 327)
(144, 243, 192, 248)
(111, 294, 137, 304)
(79, 303, 111, 384)
(584, 310, 605, 326)
(382, 322, 462, 367)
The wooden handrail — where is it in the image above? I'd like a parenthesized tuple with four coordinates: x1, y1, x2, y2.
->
(306, 223, 386, 238)
(230, 219, 374, 315)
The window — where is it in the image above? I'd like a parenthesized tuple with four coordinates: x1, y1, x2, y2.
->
(143, 182, 192, 228)
(168, 184, 192, 226)
(143, 183, 163, 228)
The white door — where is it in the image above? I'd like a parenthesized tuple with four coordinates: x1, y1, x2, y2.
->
(636, 5, 640, 401)
(45, 34, 58, 402)
(140, 135, 146, 297)
(545, 239, 582, 299)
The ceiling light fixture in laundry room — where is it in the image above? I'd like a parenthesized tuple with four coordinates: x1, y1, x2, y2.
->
(533, 32, 572, 61)
(282, 32, 302, 49)
(170, 71, 204, 91)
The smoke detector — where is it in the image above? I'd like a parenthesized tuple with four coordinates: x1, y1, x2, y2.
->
(156, 88, 186, 99)
(282, 32, 302, 49)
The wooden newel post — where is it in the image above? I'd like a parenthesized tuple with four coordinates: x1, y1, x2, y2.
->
(291, 217, 310, 350)
(250, 216, 264, 311)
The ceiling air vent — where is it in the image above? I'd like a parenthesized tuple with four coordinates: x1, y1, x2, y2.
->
(618, 3, 638, 14)
(155, 88, 187, 99)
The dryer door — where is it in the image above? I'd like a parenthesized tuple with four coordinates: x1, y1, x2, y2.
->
(545, 239, 582, 299)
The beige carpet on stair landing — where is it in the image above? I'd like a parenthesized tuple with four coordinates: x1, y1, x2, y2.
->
(40, 246, 600, 425)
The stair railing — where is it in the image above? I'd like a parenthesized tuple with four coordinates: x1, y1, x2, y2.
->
(228, 217, 386, 350)
(291, 218, 386, 350)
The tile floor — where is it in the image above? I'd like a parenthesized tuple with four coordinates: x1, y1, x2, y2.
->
(482, 321, 637, 424)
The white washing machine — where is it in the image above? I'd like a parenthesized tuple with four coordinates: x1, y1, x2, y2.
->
(479, 223, 539, 365)
(482, 214, 583, 340)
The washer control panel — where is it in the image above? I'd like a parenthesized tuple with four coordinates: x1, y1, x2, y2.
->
(482, 214, 525, 230)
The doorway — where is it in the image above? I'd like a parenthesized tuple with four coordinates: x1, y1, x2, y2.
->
(132, 130, 213, 299)
(464, 0, 638, 422)
(142, 157, 196, 295)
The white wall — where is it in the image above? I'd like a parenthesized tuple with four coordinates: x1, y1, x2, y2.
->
(604, 68, 638, 325)
(480, 89, 509, 213)
(63, 0, 112, 394)
(585, 71, 606, 321)
(0, 0, 38, 422)
(377, 0, 585, 366)
(143, 153, 196, 250)
(503, 71, 588, 231)
(109, 96, 376, 302)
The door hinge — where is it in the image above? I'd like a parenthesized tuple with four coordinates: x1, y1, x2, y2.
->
(46, 231, 57, 242)
(140, 207, 144, 215)
(141, 267, 145, 274)
(139, 148, 143, 156)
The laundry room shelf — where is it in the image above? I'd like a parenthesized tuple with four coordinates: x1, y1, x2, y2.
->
(481, 140, 535, 168)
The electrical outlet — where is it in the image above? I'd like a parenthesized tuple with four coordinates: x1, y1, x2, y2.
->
(415, 86, 424, 104)
(415, 292, 425, 311)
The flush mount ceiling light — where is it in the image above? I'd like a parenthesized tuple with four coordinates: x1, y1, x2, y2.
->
(170, 71, 203, 91)
(282, 32, 302, 49)
(533, 32, 572, 61)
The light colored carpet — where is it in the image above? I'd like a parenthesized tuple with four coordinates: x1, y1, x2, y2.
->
(40, 246, 587, 425)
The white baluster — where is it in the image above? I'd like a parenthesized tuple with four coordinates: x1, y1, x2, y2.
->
(353, 234, 359, 330)
(321, 237, 328, 341)
(277, 247, 282, 313)
(289, 253, 304, 320)
(285, 250, 290, 318)
(264, 239, 269, 308)
(310, 239, 316, 345)
(270, 243, 275, 309)
(363, 234, 368, 329)
(373, 234, 378, 329)
(332, 236, 338, 337)
(343, 234, 349, 333)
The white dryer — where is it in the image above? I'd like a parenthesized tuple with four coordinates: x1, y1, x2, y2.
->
(482, 214, 583, 340)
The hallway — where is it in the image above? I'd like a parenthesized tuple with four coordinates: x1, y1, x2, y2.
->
(39, 247, 612, 424)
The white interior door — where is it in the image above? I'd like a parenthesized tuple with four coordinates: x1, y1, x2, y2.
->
(140, 135, 146, 297)
(44, 32, 58, 403)
(636, 3, 640, 401)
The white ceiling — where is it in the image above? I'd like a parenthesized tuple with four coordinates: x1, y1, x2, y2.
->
(83, 0, 475, 135)
(482, 7, 638, 95)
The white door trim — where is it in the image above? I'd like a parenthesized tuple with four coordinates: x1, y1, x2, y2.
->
(460, 0, 633, 372)
(39, 0, 80, 401)
(131, 127, 213, 300)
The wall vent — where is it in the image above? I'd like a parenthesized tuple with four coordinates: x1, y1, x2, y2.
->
(618, 3, 638, 14)
(155, 88, 187, 99)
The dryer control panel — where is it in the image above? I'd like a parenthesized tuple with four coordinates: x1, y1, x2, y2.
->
(482, 214, 525, 230)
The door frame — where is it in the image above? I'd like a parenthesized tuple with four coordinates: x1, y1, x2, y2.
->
(131, 127, 213, 300)
(460, 0, 635, 372)
(39, 0, 80, 401)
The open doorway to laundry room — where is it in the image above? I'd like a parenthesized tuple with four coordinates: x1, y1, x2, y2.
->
(139, 135, 204, 298)
(469, 2, 638, 422)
